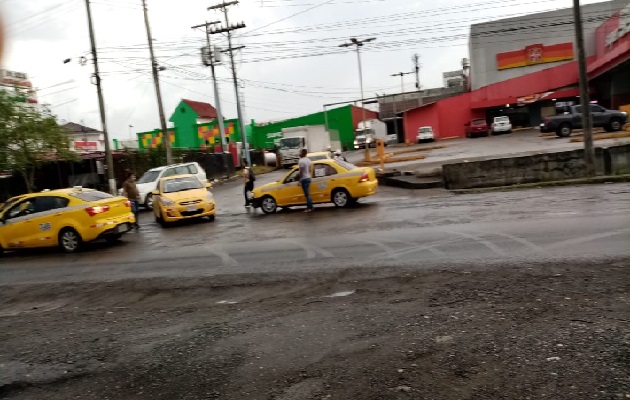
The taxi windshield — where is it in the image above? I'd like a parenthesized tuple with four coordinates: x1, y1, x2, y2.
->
(163, 177, 203, 193)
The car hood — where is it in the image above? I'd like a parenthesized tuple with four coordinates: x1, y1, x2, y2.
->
(160, 188, 209, 202)
(253, 181, 284, 195)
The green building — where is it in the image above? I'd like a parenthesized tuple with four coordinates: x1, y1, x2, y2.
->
(250, 105, 378, 151)
(136, 99, 244, 150)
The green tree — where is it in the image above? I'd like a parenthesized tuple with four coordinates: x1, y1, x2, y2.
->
(0, 90, 78, 192)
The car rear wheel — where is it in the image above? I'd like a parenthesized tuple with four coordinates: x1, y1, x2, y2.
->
(556, 123, 572, 137)
(261, 196, 277, 214)
(59, 228, 82, 254)
(105, 234, 122, 244)
(332, 188, 352, 208)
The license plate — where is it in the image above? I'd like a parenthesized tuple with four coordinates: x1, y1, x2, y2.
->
(187, 206, 197, 212)
(116, 223, 129, 233)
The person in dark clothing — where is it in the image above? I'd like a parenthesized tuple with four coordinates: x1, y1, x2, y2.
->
(122, 171, 140, 228)
(243, 166, 255, 207)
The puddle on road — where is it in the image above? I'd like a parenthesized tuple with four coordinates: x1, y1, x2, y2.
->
(324, 290, 356, 298)
(216, 300, 238, 304)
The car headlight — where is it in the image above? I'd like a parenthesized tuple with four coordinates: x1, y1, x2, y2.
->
(206, 192, 214, 201)
(159, 197, 175, 206)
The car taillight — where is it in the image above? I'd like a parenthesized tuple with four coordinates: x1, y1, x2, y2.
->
(85, 205, 110, 216)
(359, 173, 369, 182)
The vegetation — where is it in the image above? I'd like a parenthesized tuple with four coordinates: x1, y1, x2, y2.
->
(0, 90, 77, 192)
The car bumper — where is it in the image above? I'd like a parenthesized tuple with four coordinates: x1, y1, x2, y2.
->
(417, 135, 434, 141)
(84, 213, 135, 241)
(539, 124, 552, 133)
(493, 126, 512, 132)
(251, 197, 262, 208)
(160, 202, 216, 222)
(350, 180, 378, 198)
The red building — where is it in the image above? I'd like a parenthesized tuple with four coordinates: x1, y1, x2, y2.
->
(402, 1, 630, 142)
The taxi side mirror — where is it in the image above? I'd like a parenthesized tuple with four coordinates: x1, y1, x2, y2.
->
(205, 182, 212, 189)
(151, 190, 159, 196)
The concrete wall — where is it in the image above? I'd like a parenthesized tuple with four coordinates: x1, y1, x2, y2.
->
(443, 148, 608, 189)
(469, 0, 626, 90)
(605, 144, 630, 175)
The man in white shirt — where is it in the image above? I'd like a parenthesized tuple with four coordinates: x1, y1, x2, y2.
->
(298, 149, 313, 212)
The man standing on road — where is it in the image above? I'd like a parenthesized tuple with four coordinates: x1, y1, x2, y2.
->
(243, 165, 255, 207)
(122, 171, 140, 229)
(298, 149, 313, 213)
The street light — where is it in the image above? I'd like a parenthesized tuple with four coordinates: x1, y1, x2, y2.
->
(339, 37, 376, 136)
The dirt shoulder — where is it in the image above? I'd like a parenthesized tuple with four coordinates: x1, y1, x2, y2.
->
(1, 259, 628, 400)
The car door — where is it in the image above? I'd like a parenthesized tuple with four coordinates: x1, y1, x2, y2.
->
(2, 196, 70, 248)
(276, 169, 304, 206)
(590, 105, 606, 126)
(572, 106, 583, 128)
(311, 163, 338, 203)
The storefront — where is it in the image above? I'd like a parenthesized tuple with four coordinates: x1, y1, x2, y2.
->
(402, 0, 630, 142)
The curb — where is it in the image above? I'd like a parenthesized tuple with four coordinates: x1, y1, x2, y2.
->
(450, 174, 630, 194)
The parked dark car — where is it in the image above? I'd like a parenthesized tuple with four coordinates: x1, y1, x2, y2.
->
(465, 119, 489, 138)
(540, 104, 628, 137)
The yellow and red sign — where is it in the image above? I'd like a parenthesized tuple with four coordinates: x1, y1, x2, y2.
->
(496, 42, 574, 70)
(141, 129, 175, 149)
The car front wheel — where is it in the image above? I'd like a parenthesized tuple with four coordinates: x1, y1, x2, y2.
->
(609, 119, 622, 132)
(144, 194, 153, 210)
(261, 196, 277, 214)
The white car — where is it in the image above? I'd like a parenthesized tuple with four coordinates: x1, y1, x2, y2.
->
(491, 116, 512, 134)
(417, 126, 435, 142)
(130, 162, 207, 210)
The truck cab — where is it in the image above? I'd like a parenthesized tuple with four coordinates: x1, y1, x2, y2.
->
(278, 136, 305, 169)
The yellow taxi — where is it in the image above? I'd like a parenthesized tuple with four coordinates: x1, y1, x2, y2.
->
(0, 188, 135, 255)
(152, 174, 215, 226)
(251, 159, 378, 214)
(306, 151, 331, 161)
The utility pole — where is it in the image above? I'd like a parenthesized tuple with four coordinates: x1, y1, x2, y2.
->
(142, 0, 172, 165)
(573, 0, 596, 177)
(339, 37, 376, 132)
(413, 53, 422, 90)
(84, 0, 116, 195)
(207, 1, 251, 166)
(192, 21, 228, 153)
(391, 71, 414, 94)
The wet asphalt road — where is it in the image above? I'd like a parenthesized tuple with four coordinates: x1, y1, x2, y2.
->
(1, 171, 629, 284)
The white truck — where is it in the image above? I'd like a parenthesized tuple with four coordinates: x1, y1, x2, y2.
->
(277, 125, 340, 168)
(354, 119, 388, 149)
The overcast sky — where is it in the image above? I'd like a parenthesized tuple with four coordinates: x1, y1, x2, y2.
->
(0, 0, 613, 140)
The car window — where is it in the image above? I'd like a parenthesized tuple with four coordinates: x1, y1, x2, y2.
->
(174, 166, 189, 175)
(308, 155, 328, 161)
(314, 164, 337, 177)
(574, 105, 582, 113)
(33, 196, 69, 213)
(495, 117, 509, 122)
(162, 168, 176, 178)
(71, 191, 113, 202)
(6, 199, 36, 219)
(137, 170, 161, 184)
(187, 164, 198, 175)
(283, 170, 300, 183)
(590, 105, 604, 113)
(472, 119, 486, 125)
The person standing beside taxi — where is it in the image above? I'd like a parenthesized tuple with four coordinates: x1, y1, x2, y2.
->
(122, 171, 140, 229)
(298, 149, 313, 213)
